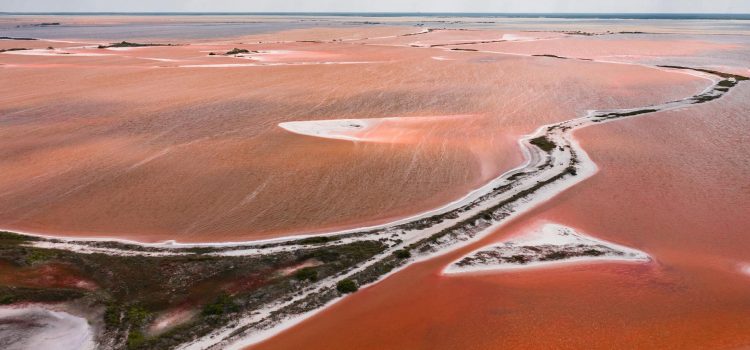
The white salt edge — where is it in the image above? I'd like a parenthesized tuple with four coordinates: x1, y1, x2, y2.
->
(443, 222, 651, 274)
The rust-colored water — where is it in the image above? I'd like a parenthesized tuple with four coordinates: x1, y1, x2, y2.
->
(0, 28, 707, 242)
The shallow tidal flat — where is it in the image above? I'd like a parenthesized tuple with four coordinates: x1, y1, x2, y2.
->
(0, 25, 706, 242)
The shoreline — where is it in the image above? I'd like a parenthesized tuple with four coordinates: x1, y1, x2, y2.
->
(442, 222, 652, 275)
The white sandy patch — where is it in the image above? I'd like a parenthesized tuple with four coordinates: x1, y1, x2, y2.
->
(0, 306, 95, 350)
(105, 47, 140, 51)
(40, 39, 100, 45)
(138, 57, 181, 62)
(239, 49, 290, 61)
(1, 49, 112, 57)
(278, 260, 322, 277)
(431, 56, 454, 61)
(443, 222, 650, 274)
(278, 118, 380, 141)
(149, 308, 196, 335)
(237, 50, 338, 62)
(179, 61, 380, 68)
(278, 115, 474, 143)
(500, 33, 537, 41)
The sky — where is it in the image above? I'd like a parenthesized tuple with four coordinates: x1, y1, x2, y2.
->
(2, 0, 749, 14)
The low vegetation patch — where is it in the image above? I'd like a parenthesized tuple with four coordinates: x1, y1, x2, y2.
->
(0, 36, 37, 41)
(98, 41, 174, 49)
(529, 136, 556, 153)
(599, 108, 658, 120)
(532, 54, 567, 59)
(393, 249, 411, 259)
(294, 267, 318, 282)
(336, 279, 358, 294)
(0, 48, 29, 53)
(657, 65, 749, 81)
(225, 48, 251, 55)
(201, 293, 239, 317)
(0, 232, 385, 349)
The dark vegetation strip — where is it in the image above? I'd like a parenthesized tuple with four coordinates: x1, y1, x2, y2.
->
(657, 65, 750, 81)
(597, 108, 659, 120)
(532, 54, 567, 59)
(0, 48, 29, 53)
(529, 135, 557, 152)
(0, 36, 37, 41)
(430, 39, 506, 47)
(98, 41, 176, 49)
(224, 48, 257, 55)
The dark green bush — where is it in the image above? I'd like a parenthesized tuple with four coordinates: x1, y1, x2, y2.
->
(393, 249, 411, 259)
(202, 293, 238, 316)
(294, 267, 318, 281)
(529, 136, 556, 153)
(336, 279, 358, 294)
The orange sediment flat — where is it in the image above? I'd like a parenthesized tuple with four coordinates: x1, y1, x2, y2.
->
(250, 84, 750, 350)
(0, 27, 710, 242)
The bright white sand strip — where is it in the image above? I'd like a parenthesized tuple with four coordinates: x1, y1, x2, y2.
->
(443, 223, 650, 274)
(0, 306, 95, 350)
(500, 33, 535, 41)
(179, 61, 381, 68)
(278, 115, 474, 143)
(138, 57, 181, 62)
(105, 47, 142, 51)
(278, 118, 380, 141)
(1, 49, 113, 57)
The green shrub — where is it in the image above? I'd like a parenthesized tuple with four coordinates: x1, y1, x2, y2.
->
(126, 306, 150, 325)
(313, 249, 340, 262)
(336, 279, 358, 294)
(0, 294, 14, 305)
(127, 330, 145, 349)
(529, 136, 556, 153)
(26, 249, 56, 264)
(202, 293, 238, 316)
(104, 303, 122, 328)
(393, 249, 411, 259)
(294, 267, 318, 282)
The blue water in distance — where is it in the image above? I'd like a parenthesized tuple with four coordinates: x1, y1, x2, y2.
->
(2, 12, 750, 20)
(2, 13, 748, 40)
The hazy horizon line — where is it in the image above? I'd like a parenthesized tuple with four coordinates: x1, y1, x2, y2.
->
(2, 11, 749, 15)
